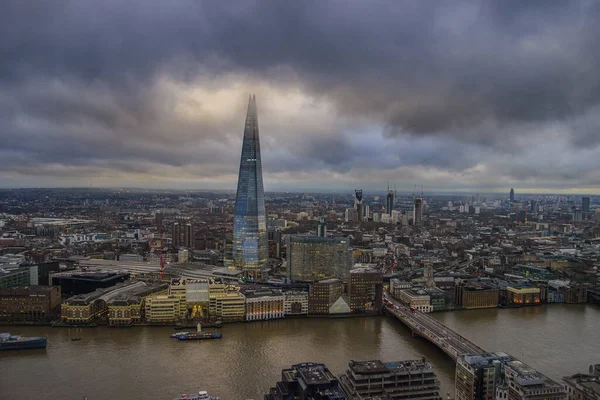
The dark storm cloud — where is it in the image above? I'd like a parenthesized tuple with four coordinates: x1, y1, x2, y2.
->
(1, 0, 600, 189)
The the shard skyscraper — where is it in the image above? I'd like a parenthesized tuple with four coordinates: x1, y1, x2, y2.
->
(232, 95, 267, 279)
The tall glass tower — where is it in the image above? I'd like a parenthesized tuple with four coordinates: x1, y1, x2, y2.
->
(233, 95, 267, 279)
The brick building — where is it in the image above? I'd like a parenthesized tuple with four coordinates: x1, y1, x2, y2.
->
(0, 286, 61, 322)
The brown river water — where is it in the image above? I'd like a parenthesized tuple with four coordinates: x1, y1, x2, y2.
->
(1, 304, 598, 400)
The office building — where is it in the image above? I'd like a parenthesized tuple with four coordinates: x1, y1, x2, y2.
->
(424, 287, 446, 311)
(455, 353, 511, 400)
(424, 265, 434, 287)
(345, 207, 359, 222)
(505, 286, 541, 307)
(504, 359, 566, 399)
(172, 222, 193, 248)
(563, 364, 600, 400)
(0, 269, 30, 289)
(0, 286, 61, 322)
(456, 353, 566, 400)
(284, 291, 309, 315)
(264, 362, 347, 400)
(348, 267, 383, 314)
(208, 280, 246, 322)
(389, 279, 412, 299)
(582, 197, 591, 214)
(397, 289, 433, 313)
(317, 216, 327, 237)
(178, 248, 190, 263)
(455, 283, 499, 309)
(386, 189, 395, 216)
(168, 278, 210, 319)
(214, 291, 246, 322)
(340, 359, 442, 400)
(286, 236, 353, 282)
(24, 261, 60, 285)
(392, 210, 402, 224)
(268, 228, 283, 258)
(245, 289, 285, 321)
(145, 294, 186, 323)
(413, 198, 423, 226)
(530, 200, 537, 214)
(233, 94, 268, 279)
(308, 279, 346, 315)
(510, 188, 515, 203)
(185, 279, 210, 319)
(563, 285, 588, 304)
(354, 190, 364, 221)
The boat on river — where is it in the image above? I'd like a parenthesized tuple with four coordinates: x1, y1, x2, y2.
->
(0, 333, 47, 351)
(170, 323, 221, 341)
(173, 390, 219, 400)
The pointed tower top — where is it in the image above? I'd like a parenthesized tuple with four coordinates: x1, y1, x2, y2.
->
(244, 94, 259, 138)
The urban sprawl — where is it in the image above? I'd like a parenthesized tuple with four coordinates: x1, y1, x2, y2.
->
(1, 97, 599, 400)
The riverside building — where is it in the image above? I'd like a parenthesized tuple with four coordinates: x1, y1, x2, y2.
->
(245, 289, 284, 321)
(339, 359, 442, 400)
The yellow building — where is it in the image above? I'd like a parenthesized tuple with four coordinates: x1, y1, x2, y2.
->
(205, 279, 246, 321)
(61, 298, 106, 324)
(506, 286, 541, 306)
(214, 292, 246, 322)
(108, 296, 142, 326)
(145, 295, 186, 323)
(107, 284, 168, 326)
(169, 278, 187, 300)
(461, 288, 499, 309)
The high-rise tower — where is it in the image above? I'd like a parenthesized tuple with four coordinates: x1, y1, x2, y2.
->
(233, 95, 268, 279)
(354, 190, 364, 221)
(385, 182, 395, 216)
(509, 188, 515, 203)
(582, 196, 590, 213)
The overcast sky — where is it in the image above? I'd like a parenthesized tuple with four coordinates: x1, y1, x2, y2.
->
(2, 1, 600, 194)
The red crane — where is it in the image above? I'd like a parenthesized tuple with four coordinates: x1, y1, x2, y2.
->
(157, 213, 166, 279)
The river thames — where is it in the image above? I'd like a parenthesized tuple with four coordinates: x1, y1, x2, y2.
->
(1, 304, 598, 400)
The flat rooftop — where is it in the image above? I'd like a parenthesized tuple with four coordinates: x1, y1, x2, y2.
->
(506, 360, 563, 389)
(349, 359, 434, 374)
(283, 363, 336, 386)
(56, 272, 129, 282)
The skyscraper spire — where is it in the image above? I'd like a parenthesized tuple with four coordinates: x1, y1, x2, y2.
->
(233, 94, 267, 279)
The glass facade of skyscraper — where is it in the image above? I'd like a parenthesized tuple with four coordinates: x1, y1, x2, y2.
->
(233, 95, 268, 278)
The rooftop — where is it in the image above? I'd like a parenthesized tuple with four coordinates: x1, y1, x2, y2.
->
(349, 359, 434, 375)
(56, 271, 129, 282)
(506, 360, 563, 389)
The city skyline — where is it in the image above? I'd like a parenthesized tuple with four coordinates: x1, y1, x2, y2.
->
(2, 2, 600, 193)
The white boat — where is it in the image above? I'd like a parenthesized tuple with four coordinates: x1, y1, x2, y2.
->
(173, 390, 219, 400)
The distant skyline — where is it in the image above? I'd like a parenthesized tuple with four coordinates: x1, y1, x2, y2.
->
(2, 2, 600, 193)
(0, 186, 597, 197)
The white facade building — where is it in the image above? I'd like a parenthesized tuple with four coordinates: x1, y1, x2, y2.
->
(283, 291, 309, 315)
